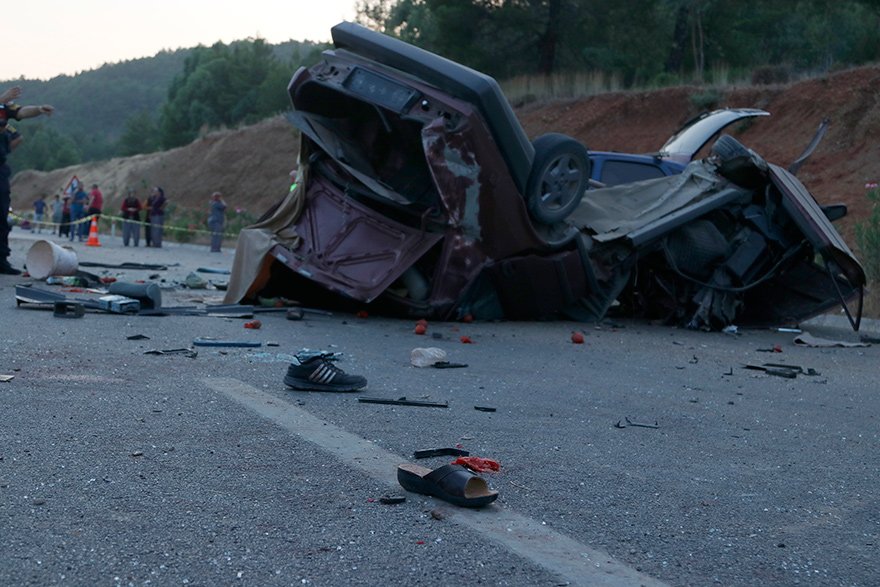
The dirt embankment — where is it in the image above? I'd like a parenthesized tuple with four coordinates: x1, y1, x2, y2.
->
(11, 65, 880, 244)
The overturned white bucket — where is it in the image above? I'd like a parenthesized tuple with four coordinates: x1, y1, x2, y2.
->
(26, 240, 79, 280)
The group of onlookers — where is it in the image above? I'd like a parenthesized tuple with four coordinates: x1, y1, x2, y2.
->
(119, 186, 167, 247)
(29, 183, 168, 247)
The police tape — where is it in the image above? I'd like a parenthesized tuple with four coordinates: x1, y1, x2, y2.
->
(8, 212, 237, 238)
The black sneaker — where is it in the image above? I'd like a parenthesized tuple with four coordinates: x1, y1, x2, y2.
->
(284, 353, 367, 392)
(0, 263, 21, 276)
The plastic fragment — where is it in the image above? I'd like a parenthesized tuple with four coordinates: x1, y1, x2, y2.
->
(243, 320, 262, 329)
(571, 331, 584, 344)
(452, 456, 501, 473)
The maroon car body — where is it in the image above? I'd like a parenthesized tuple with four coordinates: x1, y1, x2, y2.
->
(228, 22, 864, 331)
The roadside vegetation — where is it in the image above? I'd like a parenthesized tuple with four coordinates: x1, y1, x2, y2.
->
(5, 0, 880, 174)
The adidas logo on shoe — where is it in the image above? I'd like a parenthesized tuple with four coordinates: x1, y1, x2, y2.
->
(283, 354, 367, 392)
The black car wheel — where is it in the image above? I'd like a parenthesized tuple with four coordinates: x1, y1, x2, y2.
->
(526, 133, 591, 224)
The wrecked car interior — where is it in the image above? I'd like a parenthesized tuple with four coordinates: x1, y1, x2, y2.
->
(225, 22, 865, 331)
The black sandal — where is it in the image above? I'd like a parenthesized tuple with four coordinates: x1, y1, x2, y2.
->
(397, 463, 498, 508)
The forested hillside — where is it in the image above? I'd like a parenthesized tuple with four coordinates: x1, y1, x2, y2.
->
(3, 0, 880, 178)
(2, 40, 324, 171)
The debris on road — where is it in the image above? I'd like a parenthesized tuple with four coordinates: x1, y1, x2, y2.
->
(413, 448, 470, 459)
(193, 338, 262, 348)
(0, 374, 14, 382)
(358, 397, 448, 408)
(379, 495, 406, 505)
(184, 272, 209, 289)
(615, 416, 660, 429)
(756, 344, 784, 353)
(410, 347, 447, 367)
(397, 463, 498, 508)
(143, 348, 198, 358)
(452, 456, 501, 473)
(474, 406, 496, 412)
(743, 363, 821, 378)
(53, 301, 84, 318)
(432, 361, 468, 369)
(793, 332, 870, 348)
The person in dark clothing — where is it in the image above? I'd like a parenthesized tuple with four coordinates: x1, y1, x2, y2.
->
(120, 189, 142, 247)
(1, 86, 54, 274)
(70, 183, 88, 241)
(207, 191, 227, 252)
(149, 186, 167, 247)
(143, 192, 154, 247)
(59, 195, 71, 238)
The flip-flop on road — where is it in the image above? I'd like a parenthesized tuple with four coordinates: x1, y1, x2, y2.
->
(397, 463, 498, 508)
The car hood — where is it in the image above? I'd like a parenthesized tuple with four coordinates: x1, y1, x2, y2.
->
(660, 108, 770, 163)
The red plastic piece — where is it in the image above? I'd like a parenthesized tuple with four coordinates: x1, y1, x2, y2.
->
(414, 324, 427, 335)
(356, 310, 369, 318)
(100, 277, 117, 284)
(460, 336, 473, 344)
(773, 344, 783, 353)
(571, 331, 584, 344)
(461, 314, 474, 323)
(244, 320, 262, 329)
(452, 456, 501, 473)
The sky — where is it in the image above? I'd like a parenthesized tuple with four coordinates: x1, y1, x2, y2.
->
(3, 0, 360, 81)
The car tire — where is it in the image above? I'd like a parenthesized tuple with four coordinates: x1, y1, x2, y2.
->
(526, 133, 591, 225)
(711, 134, 768, 188)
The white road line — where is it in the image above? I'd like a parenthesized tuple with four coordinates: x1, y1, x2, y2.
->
(204, 377, 667, 587)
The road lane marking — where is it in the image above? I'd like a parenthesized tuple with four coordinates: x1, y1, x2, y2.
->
(204, 377, 666, 587)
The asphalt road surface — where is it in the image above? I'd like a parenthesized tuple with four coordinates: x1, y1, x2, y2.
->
(1, 229, 877, 586)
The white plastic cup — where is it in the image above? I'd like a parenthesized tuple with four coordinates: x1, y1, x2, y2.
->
(25, 240, 79, 280)
(410, 347, 447, 368)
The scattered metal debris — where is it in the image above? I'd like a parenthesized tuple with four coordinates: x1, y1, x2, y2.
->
(742, 363, 820, 378)
(143, 348, 198, 358)
(433, 361, 468, 369)
(379, 495, 406, 505)
(357, 397, 448, 408)
(793, 332, 870, 348)
(192, 338, 262, 348)
(53, 301, 84, 318)
(615, 416, 660, 429)
(413, 448, 470, 459)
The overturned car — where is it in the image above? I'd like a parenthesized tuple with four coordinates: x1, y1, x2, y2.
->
(225, 22, 864, 331)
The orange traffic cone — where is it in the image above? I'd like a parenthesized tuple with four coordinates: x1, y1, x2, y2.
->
(85, 217, 101, 247)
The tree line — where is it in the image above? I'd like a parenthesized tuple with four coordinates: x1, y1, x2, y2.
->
(356, 0, 880, 82)
(7, 40, 323, 173)
(7, 1, 880, 173)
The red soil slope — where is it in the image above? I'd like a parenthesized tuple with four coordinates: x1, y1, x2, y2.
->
(12, 65, 880, 246)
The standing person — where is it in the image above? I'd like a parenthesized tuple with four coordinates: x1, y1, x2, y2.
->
(70, 182, 88, 241)
(120, 189, 142, 247)
(51, 194, 63, 235)
(59, 195, 71, 238)
(143, 190, 154, 247)
(87, 183, 103, 221)
(207, 191, 227, 252)
(32, 194, 46, 233)
(149, 186, 167, 247)
(1, 87, 54, 274)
